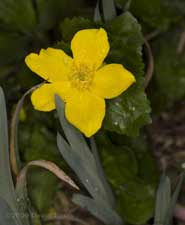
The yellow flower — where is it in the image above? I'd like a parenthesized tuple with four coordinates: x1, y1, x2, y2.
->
(25, 28, 135, 137)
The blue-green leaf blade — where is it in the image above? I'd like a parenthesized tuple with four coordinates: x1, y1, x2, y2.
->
(154, 175, 171, 225)
(0, 87, 17, 211)
(57, 133, 107, 202)
(73, 194, 122, 225)
(164, 173, 184, 225)
(102, 0, 117, 21)
(0, 198, 21, 225)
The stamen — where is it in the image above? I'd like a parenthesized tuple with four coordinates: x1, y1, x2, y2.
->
(69, 63, 94, 91)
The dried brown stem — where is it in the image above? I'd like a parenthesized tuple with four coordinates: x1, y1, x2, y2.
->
(144, 38, 154, 89)
(145, 30, 160, 41)
(176, 31, 185, 54)
(10, 83, 43, 176)
(16, 160, 79, 190)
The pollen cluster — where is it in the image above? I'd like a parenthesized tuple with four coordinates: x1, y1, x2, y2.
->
(69, 62, 94, 91)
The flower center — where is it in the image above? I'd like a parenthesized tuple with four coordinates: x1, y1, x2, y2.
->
(69, 63, 94, 91)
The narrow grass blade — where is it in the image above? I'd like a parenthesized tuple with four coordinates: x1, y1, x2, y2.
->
(164, 173, 184, 225)
(94, 0, 102, 22)
(0, 87, 17, 211)
(124, 0, 132, 11)
(102, 0, 116, 21)
(154, 175, 171, 225)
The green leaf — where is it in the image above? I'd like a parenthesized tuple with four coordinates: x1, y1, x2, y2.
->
(137, 152, 159, 183)
(0, 87, 17, 211)
(107, 12, 144, 79)
(21, 125, 62, 164)
(117, 180, 155, 224)
(27, 168, 58, 213)
(0, 0, 36, 32)
(103, 12, 151, 136)
(151, 24, 185, 108)
(36, 0, 89, 31)
(19, 102, 63, 166)
(36, 0, 66, 31)
(104, 132, 159, 184)
(16, 65, 39, 89)
(104, 83, 151, 136)
(54, 40, 71, 55)
(101, 145, 138, 187)
(57, 16, 95, 56)
(0, 32, 28, 66)
(98, 133, 158, 224)
(115, 0, 185, 30)
(60, 17, 94, 42)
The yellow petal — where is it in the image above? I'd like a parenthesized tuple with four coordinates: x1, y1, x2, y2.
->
(52, 82, 75, 102)
(65, 91, 105, 137)
(31, 84, 56, 111)
(92, 64, 136, 99)
(71, 28, 110, 70)
(31, 82, 72, 111)
(25, 48, 72, 82)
